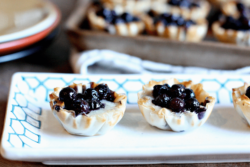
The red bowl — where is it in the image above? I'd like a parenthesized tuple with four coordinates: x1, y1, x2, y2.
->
(0, 3, 61, 55)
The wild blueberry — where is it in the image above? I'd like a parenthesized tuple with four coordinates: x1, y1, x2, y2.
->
(246, 86, 250, 98)
(96, 8, 116, 23)
(153, 84, 170, 98)
(169, 97, 185, 112)
(236, 2, 245, 13)
(55, 106, 60, 111)
(111, 16, 125, 24)
(76, 93, 85, 100)
(185, 98, 199, 111)
(152, 94, 171, 107)
(121, 12, 134, 22)
(83, 88, 99, 101)
(95, 84, 110, 100)
(73, 99, 90, 116)
(59, 87, 76, 102)
(169, 84, 185, 98)
(184, 88, 195, 99)
(106, 91, 115, 102)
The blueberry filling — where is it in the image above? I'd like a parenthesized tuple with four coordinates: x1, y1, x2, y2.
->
(96, 8, 117, 23)
(221, 16, 250, 30)
(155, 13, 196, 28)
(55, 106, 60, 111)
(152, 84, 210, 119)
(185, 98, 199, 111)
(95, 84, 110, 100)
(96, 7, 141, 24)
(169, 97, 185, 112)
(168, 0, 200, 8)
(59, 87, 76, 102)
(111, 16, 125, 24)
(113, 13, 140, 24)
(184, 88, 195, 99)
(170, 84, 185, 98)
(105, 90, 116, 102)
(152, 94, 171, 107)
(245, 86, 250, 98)
(147, 10, 156, 18)
(73, 99, 90, 115)
(121, 13, 136, 22)
(221, 3, 250, 31)
(236, 2, 250, 17)
(83, 88, 99, 101)
(58, 84, 115, 116)
(153, 84, 170, 98)
(200, 98, 210, 106)
(236, 2, 245, 14)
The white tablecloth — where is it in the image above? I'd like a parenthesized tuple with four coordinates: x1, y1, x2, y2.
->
(70, 49, 250, 75)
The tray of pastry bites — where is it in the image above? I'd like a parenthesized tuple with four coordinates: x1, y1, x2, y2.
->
(66, 0, 250, 69)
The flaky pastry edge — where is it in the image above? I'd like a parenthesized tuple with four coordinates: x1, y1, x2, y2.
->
(87, 6, 145, 36)
(141, 15, 208, 42)
(212, 21, 250, 46)
(232, 82, 250, 126)
(49, 82, 127, 136)
(151, 0, 210, 21)
(137, 78, 216, 132)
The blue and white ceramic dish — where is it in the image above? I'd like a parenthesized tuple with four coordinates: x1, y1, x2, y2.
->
(1, 72, 250, 165)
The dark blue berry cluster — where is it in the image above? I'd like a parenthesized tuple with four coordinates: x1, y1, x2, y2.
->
(155, 13, 196, 28)
(246, 86, 250, 98)
(57, 84, 115, 116)
(152, 83, 208, 118)
(221, 16, 250, 31)
(168, 0, 200, 8)
(221, 2, 250, 31)
(96, 8, 140, 24)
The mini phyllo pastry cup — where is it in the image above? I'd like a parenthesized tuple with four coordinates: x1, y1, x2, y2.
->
(87, 6, 145, 36)
(137, 78, 216, 132)
(212, 19, 250, 46)
(151, 0, 210, 21)
(49, 82, 127, 136)
(142, 13, 208, 42)
(212, 2, 250, 46)
(232, 83, 250, 126)
(155, 18, 207, 42)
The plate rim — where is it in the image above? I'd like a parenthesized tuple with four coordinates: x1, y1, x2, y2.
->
(0, 0, 58, 44)
(0, 3, 60, 54)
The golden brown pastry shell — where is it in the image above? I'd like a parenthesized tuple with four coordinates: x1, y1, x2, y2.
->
(49, 82, 127, 136)
(141, 15, 208, 42)
(137, 78, 216, 132)
(232, 82, 250, 126)
(212, 21, 250, 46)
(87, 6, 145, 36)
(151, 0, 210, 21)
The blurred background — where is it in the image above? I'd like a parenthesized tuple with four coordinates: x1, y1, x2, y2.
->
(2, 0, 250, 113)
(0, 0, 76, 100)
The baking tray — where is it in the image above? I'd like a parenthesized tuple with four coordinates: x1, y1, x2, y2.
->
(66, 0, 250, 70)
(1, 72, 250, 165)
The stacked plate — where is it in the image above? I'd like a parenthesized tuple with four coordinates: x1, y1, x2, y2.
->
(0, 0, 61, 62)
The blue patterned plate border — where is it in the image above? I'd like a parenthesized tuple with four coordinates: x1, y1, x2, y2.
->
(1, 72, 250, 163)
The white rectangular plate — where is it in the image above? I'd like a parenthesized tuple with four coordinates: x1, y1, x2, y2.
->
(1, 72, 250, 165)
